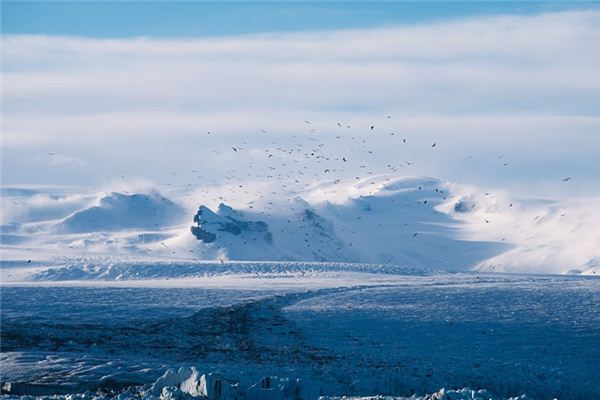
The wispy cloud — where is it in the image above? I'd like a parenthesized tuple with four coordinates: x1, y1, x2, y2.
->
(28, 153, 87, 167)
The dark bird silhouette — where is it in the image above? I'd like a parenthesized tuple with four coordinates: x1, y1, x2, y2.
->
(562, 177, 571, 182)
(432, 142, 436, 148)
(232, 147, 238, 152)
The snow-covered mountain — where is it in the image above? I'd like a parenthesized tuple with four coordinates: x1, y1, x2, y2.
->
(175, 176, 501, 270)
(58, 191, 186, 233)
(1, 175, 599, 274)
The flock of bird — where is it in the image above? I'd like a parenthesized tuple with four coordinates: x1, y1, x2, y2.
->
(12, 115, 571, 262)
(99, 116, 573, 260)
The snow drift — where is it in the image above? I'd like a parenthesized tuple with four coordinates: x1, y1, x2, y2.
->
(58, 192, 185, 233)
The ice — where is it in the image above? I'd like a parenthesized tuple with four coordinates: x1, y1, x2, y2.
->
(2, 271, 598, 399)
(21, 261, 429, 282)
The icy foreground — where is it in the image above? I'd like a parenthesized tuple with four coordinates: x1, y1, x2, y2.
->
(1, 369, 531, 400)
(2, 269, 598, 399)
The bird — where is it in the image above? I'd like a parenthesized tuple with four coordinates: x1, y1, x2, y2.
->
(431, 142, 436, 148)
(562, 177, 571, 182)
(232, 147, 238, 152)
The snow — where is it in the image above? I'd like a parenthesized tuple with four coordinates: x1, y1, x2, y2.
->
(58, 192, 186, 234)
(3, 174, 598, 274)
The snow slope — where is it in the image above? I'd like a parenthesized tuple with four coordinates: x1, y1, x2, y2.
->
(2, 174, 599, 274)
(155, 176, 504, 270)
(58, 192, 186, 233)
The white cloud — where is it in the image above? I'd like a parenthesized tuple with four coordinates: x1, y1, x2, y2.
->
(1, 10, 598, 196)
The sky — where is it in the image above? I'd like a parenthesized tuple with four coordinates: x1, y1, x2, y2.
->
(2, 1, 599, 199)
(4, 1, 594, 37)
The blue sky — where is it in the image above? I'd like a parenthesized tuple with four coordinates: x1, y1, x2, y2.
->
(3, 1, 596, 37)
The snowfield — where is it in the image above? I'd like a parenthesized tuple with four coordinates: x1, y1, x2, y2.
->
(1, 264, 598, 399)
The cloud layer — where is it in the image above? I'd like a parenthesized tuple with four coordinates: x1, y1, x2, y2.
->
(2, 10, 599, 196)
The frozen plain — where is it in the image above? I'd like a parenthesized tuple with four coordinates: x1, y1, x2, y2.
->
(1, 261, 599, 400)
